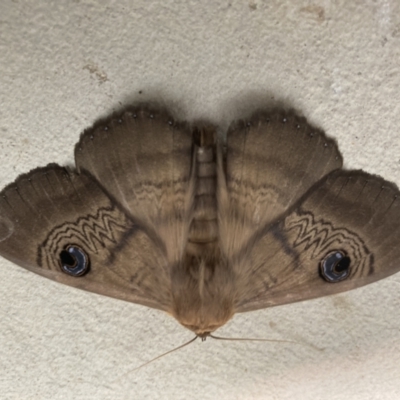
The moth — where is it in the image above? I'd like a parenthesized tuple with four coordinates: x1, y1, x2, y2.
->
(0, 105, 399, 338)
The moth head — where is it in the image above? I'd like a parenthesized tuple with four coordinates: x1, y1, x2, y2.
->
(175, 305, 234, 337)
(172, 277, 236, 336)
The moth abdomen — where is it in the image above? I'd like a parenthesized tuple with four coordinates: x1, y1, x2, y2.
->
(187, 128, 218, 256)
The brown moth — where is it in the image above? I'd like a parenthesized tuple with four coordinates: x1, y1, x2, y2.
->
(0, 105, 399, 338)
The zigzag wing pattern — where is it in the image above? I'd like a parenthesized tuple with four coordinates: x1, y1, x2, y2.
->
(285, 211, 373, 278)
(38, 206, 130, 270)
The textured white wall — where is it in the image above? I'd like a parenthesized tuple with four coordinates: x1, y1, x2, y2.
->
(1, 1, 400, 399)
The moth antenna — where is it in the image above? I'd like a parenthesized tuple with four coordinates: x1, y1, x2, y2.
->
(209, 334, 297, 344)
(209, 334, 324, 351)
(113, 336, 198, 381)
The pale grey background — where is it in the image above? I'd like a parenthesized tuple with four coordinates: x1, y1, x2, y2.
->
(1, 1, 400, 399)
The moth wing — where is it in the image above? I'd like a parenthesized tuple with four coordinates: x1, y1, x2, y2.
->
(219, 111, 342, 256)
(232, 170, 400, 312)
(75, 106, 194, 266)
(0, 166, 173, 311)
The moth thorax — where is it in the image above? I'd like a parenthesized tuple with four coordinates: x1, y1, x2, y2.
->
(171, 256, 235, 335)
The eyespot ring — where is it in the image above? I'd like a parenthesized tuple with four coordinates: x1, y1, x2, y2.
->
(320, 250, 351, 282)
(59, 245, 90, 277)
